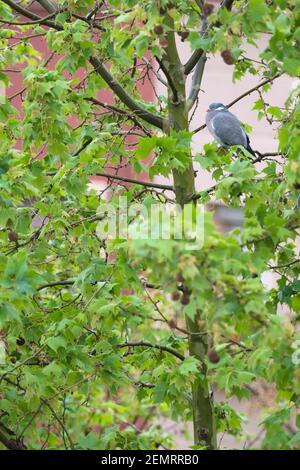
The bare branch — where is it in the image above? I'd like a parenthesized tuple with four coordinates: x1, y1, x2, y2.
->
(2, 0, 62, 29)
(187, 53, 206, 111)
(88, 97, 152, 135)
(184, 49, 205, 76)
(184, 0, 234, 75)
(3, 0, 166, 130)
(45, 401, 74, 450)
(95, 171, 174, 191)
(0, 424, 27, 450)
(251, 150, 284, 164)
(89, 57, 166, 130)
(118, 341, 185, 361)
(193, 73, 283, 134)
(0, 10, 60, 26)
(269, 259, 300, 270)
(142, 58, 168, 87)
(86, 2, 105, 21)
(226, 73, 282, 109)
(155, 55, 178, 102)
(220, 0, 235, 11)
(184, 6, 207, 75)
(36, 0, 56, 13)
(37, 279, 76, 291)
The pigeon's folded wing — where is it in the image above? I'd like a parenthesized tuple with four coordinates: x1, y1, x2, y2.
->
(211, 112, 248, 148)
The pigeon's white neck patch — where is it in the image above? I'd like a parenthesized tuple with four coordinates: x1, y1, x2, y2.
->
(216, 106, 225, 111)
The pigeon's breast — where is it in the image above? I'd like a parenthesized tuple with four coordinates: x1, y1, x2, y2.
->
(206, 110, 219, 139)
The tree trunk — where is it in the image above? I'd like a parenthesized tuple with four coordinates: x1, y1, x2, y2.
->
(164, 16, 217, 449)
(185, 315, 217, 449)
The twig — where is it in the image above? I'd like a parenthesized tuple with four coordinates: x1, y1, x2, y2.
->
(0, 9, 61, 25)
(90, 57, 166, 130)
(88, 97, 151, 135)
(268, 259, 299, 269)
(0, 425, 26, 450)
(220, 0, 235, 11)
(251, 151, 284, 164)
(0, 345, 46, 384)
(37, 279, 76, 291)
(143, 58, 168, 87)
(95, 171, 174, 191)
(82, 272, 114, 312)
(3, 0, 166, 130)
(155, 56, 178, 102)
(45, 401, 74, 450)
(2, 0, 62, 29)
(118, 341, 185, 361)
(226, 73, 282, 109)
(184, 0, 234, 75)
(193, 73, 283, 134)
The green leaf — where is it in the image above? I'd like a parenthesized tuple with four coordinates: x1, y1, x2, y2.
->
(178, 357, 199, 376)
(47, 337, 68, 352)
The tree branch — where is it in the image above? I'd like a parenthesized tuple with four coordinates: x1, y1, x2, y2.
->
(95, 171, 174, 191)
(183, 11, 207, 76)
(155, 55, 178, 102)
(269, 259, 300, 270)
(184, 49, 205, 76)
(0, 423, 26, 450)
(225, 73, 282, 109)
(251, 150, 284, 164)
(187, 53, 206, 111)
(37, 279, 76, 291)
(0, 10, 61, 25)
(142, 58, 168, 87)
(2, 0, 62, 29)
(90, 57, 166, 130)
(193, 73, 283, 133)
(36, 0, 56, 13)
(3, 0, 166, 131)
(186, 10, 208, 107)
(45, 401, 74, 450)
(184, 0, 235, 75)
(36, 0, 106, 31)
(220, 0, 234, 11)
(88, 97, 151, 135)
(118, 341, 185, 361)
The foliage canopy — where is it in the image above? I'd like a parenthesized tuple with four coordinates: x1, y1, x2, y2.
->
(0, 0, 299, 450)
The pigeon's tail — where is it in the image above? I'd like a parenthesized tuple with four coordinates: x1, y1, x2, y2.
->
(245, 135, 256, 157)
(246, 144, 256, 157)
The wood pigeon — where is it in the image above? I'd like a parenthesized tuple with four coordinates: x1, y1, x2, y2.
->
(206, 103, 255, 156)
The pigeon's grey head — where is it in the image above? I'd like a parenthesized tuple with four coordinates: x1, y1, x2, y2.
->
(205, 102, 228, 129)
(208, 102, 227, 111)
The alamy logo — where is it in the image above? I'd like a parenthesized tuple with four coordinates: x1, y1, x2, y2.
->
(291, 340, 300, 366)
(96, 197, 204, 248)
(0, 80, 5, 104)
(0, 340, 6, 365)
